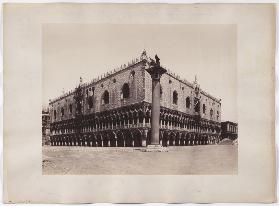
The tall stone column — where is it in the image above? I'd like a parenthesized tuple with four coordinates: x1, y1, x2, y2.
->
(150, 80, 161, 145)
(144, 55, 167, 151)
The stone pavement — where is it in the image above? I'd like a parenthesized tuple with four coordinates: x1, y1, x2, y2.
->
(42, 145, 237, 175)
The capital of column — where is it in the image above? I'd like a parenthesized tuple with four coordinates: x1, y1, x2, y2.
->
(146, 55, 167, 81)
(146, 66, 167, 81)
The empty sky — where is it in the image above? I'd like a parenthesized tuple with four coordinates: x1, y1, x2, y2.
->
(43, 24, 237, 122)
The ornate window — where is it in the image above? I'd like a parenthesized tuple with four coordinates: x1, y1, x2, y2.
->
(69, 104, 72, 114)
(130, 71, 135, 78)
(186, 97, 191, 109)
(210, 109, 213, 117)
(54, 110, 57, 119)
(61, 107, 64, 117)
(88, 96, 93, 109)
(203, 104, 206, 114)
(122, 83, 130, 99)
(173, 90, 178, 105)
(194, 98, 200, 112)
(102, 90, 109, 104)
(217, 111, 219, 120)
(90, 87, 95, 96)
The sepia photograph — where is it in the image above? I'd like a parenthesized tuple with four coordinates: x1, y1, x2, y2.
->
(42, 24, 238, 175)
(4, 3, 275, 203)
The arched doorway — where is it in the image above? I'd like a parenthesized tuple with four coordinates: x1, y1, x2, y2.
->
(124, 130, 133, 147)
(132, 129, 142, 147)
(109, 132, 117, 147)
(146, 130, 151, 146)
(96, 134, 102, 147)
(82, 135, 87, 146)
(175, 133, 180, 146)
(169, 132, 175, 146)
(90, 134, 96, 147)
(180, 133, 186, 146)
(162, 131, 169, 147)
(102, 133, 109, 147)
(116, 130, 125, 147)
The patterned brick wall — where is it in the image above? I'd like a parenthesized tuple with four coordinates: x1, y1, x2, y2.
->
(49, 55, 221, 124)
(144, 71, 221, 122)
(49, 93, 76, 123)
(84, 62, 145, 113)
(49, 61, 146, 123)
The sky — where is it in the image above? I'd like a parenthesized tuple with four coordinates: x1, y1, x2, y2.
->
(42, 24, 237, 122)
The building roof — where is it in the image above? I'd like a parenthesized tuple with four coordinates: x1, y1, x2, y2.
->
(221, 121, 238, 125)
(49, 50, 221, 104)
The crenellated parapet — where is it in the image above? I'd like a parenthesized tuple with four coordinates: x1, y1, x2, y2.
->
(49, 50, 149, 104)
(49, 50, 220, 105)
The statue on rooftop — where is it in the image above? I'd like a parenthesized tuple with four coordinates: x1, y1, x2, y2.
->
(140, 49, 148, 60)
(155, 54, 160, 66)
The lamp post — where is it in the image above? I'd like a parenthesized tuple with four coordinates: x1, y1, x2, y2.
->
(145, 55, 167, 151)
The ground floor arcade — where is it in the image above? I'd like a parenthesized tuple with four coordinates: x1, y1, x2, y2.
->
(50, 128, 220, 147)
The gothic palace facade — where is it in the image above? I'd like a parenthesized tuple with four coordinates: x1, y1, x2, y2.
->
(49, 51, 221, 147)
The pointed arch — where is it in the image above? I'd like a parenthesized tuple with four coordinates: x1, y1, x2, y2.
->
(173, 90, 178, 105)
(102, 90, 109, 104)
(122, 83, 130, 99)
(186, 96, 191, 108)
(203, 103, 206, 114)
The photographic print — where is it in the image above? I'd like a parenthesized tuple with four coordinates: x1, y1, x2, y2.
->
(4, 4, 275, 203)
(42, 24, 238, 175)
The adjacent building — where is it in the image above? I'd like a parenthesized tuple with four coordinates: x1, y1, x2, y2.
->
(48, 51, 222, 147)
(42, 108, 51, 145)
(221, 121, 238, 141)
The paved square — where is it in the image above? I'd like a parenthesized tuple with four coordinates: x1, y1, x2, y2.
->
(42, 145, 237, 175)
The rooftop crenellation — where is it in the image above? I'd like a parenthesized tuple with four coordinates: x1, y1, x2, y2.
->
(50, 51, 148, 104)
(49, 50, 220, 104)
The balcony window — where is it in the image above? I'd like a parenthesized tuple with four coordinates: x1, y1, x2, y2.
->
(210, 109, 213, 118)
(194, 98, 200, 113)
(122, 83, 130, 99)
(61, 107, 64, 117)
(186, 97, 191, 109)
(88, 96, 93, 109)
(102, 90, 109, 104)
(173, 90, 178, 105)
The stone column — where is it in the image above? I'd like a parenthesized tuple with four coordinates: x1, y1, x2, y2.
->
(150, 79, 161, 145)
(144, 54, 167, 152)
